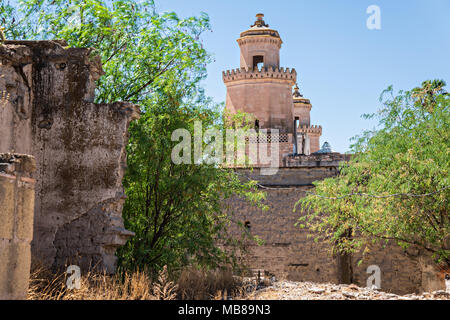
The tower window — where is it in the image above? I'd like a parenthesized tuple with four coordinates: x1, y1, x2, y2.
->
(255, 119, 259, 131)
(294, 117, 299, 128)
(253, 55, 264, 69)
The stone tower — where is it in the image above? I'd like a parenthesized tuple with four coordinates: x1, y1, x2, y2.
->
(222, 15, 435, 296)
(223, 13, 322, 153)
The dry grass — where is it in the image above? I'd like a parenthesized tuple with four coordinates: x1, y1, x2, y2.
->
(176, 266, 254, 300)
(27, 265, 173, 300)
(27, 264, 253, 300)
(153, 265, 178, 300)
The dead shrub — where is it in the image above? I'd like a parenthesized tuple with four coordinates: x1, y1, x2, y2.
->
(176, 266, 243, 300)
(27, 263, 252, 300)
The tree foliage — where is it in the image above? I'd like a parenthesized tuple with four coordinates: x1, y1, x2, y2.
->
(120, 93, 265, 274)
(297, 80, 449, 264)
(2, 0, 264, 274)
(3, 0, 211, 104)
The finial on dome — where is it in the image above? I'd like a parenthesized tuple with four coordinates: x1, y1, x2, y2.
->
(293, 83, 303, 97)
(251, 13, 269, 28)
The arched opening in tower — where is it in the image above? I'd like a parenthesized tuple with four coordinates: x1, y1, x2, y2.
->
(253, 55, 264, 70)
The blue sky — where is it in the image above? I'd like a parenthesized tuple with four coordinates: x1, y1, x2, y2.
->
(155, 0, 450, 152)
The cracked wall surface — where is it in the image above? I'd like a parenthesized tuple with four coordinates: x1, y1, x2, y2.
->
(0, 40, 139, 273)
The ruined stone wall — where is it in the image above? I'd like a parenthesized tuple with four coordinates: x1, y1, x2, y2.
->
(0, 40, 139, 273)
(225, 159, 427, 294)
(351, 242, 423, 294)
(0, 153, 35, 299)
(225, 185, 339, 283)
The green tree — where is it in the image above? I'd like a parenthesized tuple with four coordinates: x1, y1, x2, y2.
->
(5, 0, 211, 105)
(296, 80, 449, 265)
(0, 1, 29, 40)
(120, 91, 265, 274)
(2, 0, 264, 274)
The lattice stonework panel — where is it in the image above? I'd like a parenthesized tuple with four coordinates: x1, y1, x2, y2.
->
(246, 133, 289, 144)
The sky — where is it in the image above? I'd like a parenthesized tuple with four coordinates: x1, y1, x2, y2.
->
(155, 0, 450, 153)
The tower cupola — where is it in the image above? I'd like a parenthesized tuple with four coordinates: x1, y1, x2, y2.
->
(223, 13, 322, 152)
(237, 14, 282, 70)
(293, 82, 312, 127)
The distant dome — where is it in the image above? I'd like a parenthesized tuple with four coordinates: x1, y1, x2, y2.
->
(315, 142, 334, 153)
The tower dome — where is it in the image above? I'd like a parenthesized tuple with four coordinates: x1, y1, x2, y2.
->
(237, 13, 282, 70)
(293, 83, 312, 127)
(314, 142, 335, 154)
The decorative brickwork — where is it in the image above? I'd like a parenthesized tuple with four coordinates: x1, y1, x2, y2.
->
(222, 67, 296, 83)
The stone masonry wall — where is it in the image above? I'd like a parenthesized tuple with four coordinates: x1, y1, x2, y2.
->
(225, 185, 339, 283)
(0, 40, 139, 273)
(225, 159, 428, 294)
(351, 242, 422, 294)
(0, 153, 35, 299)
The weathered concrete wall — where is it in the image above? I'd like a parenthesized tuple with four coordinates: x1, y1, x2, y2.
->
(0, 153, 35, 299)
(0, 40, 139, 273)
(0, 44, 34, 154)
(34, 99, 138, 273)
(225, 155, 432, 294)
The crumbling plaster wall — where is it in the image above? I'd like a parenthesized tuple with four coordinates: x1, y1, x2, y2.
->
(0, 153, 36, 299)
(0, 40, 139, 273)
